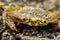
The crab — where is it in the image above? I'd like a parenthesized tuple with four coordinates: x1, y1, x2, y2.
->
(2, 6, 60, 32)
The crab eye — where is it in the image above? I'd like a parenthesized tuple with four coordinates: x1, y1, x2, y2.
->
(23, 18, 26, 21)
(43, 21, 48, 26)
(23, 18, 28, 21)
(44, 21, 47, 23)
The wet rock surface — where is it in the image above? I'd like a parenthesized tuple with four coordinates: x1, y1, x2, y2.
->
(0, 22, 60, 40)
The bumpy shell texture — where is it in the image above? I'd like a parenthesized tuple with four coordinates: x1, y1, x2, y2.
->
(5, 6, 56, 26)
(17, 6, 56, 26)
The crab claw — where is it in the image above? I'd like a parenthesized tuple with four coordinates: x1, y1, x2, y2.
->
(3, 13, 18, 32)
(3, 6, 21, 32)
(7, 16, 18, 32)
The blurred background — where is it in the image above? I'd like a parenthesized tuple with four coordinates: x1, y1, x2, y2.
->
(0, 0, 60, 40)
(0, 0, 60, 11)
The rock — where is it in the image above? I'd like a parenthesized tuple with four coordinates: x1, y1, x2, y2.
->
(1, 30, 15, 40)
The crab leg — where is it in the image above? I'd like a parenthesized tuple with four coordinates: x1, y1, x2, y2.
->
(3, 12, 6, 25)
(3, 12, 18, 31)
(46, 10, 60, 18)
